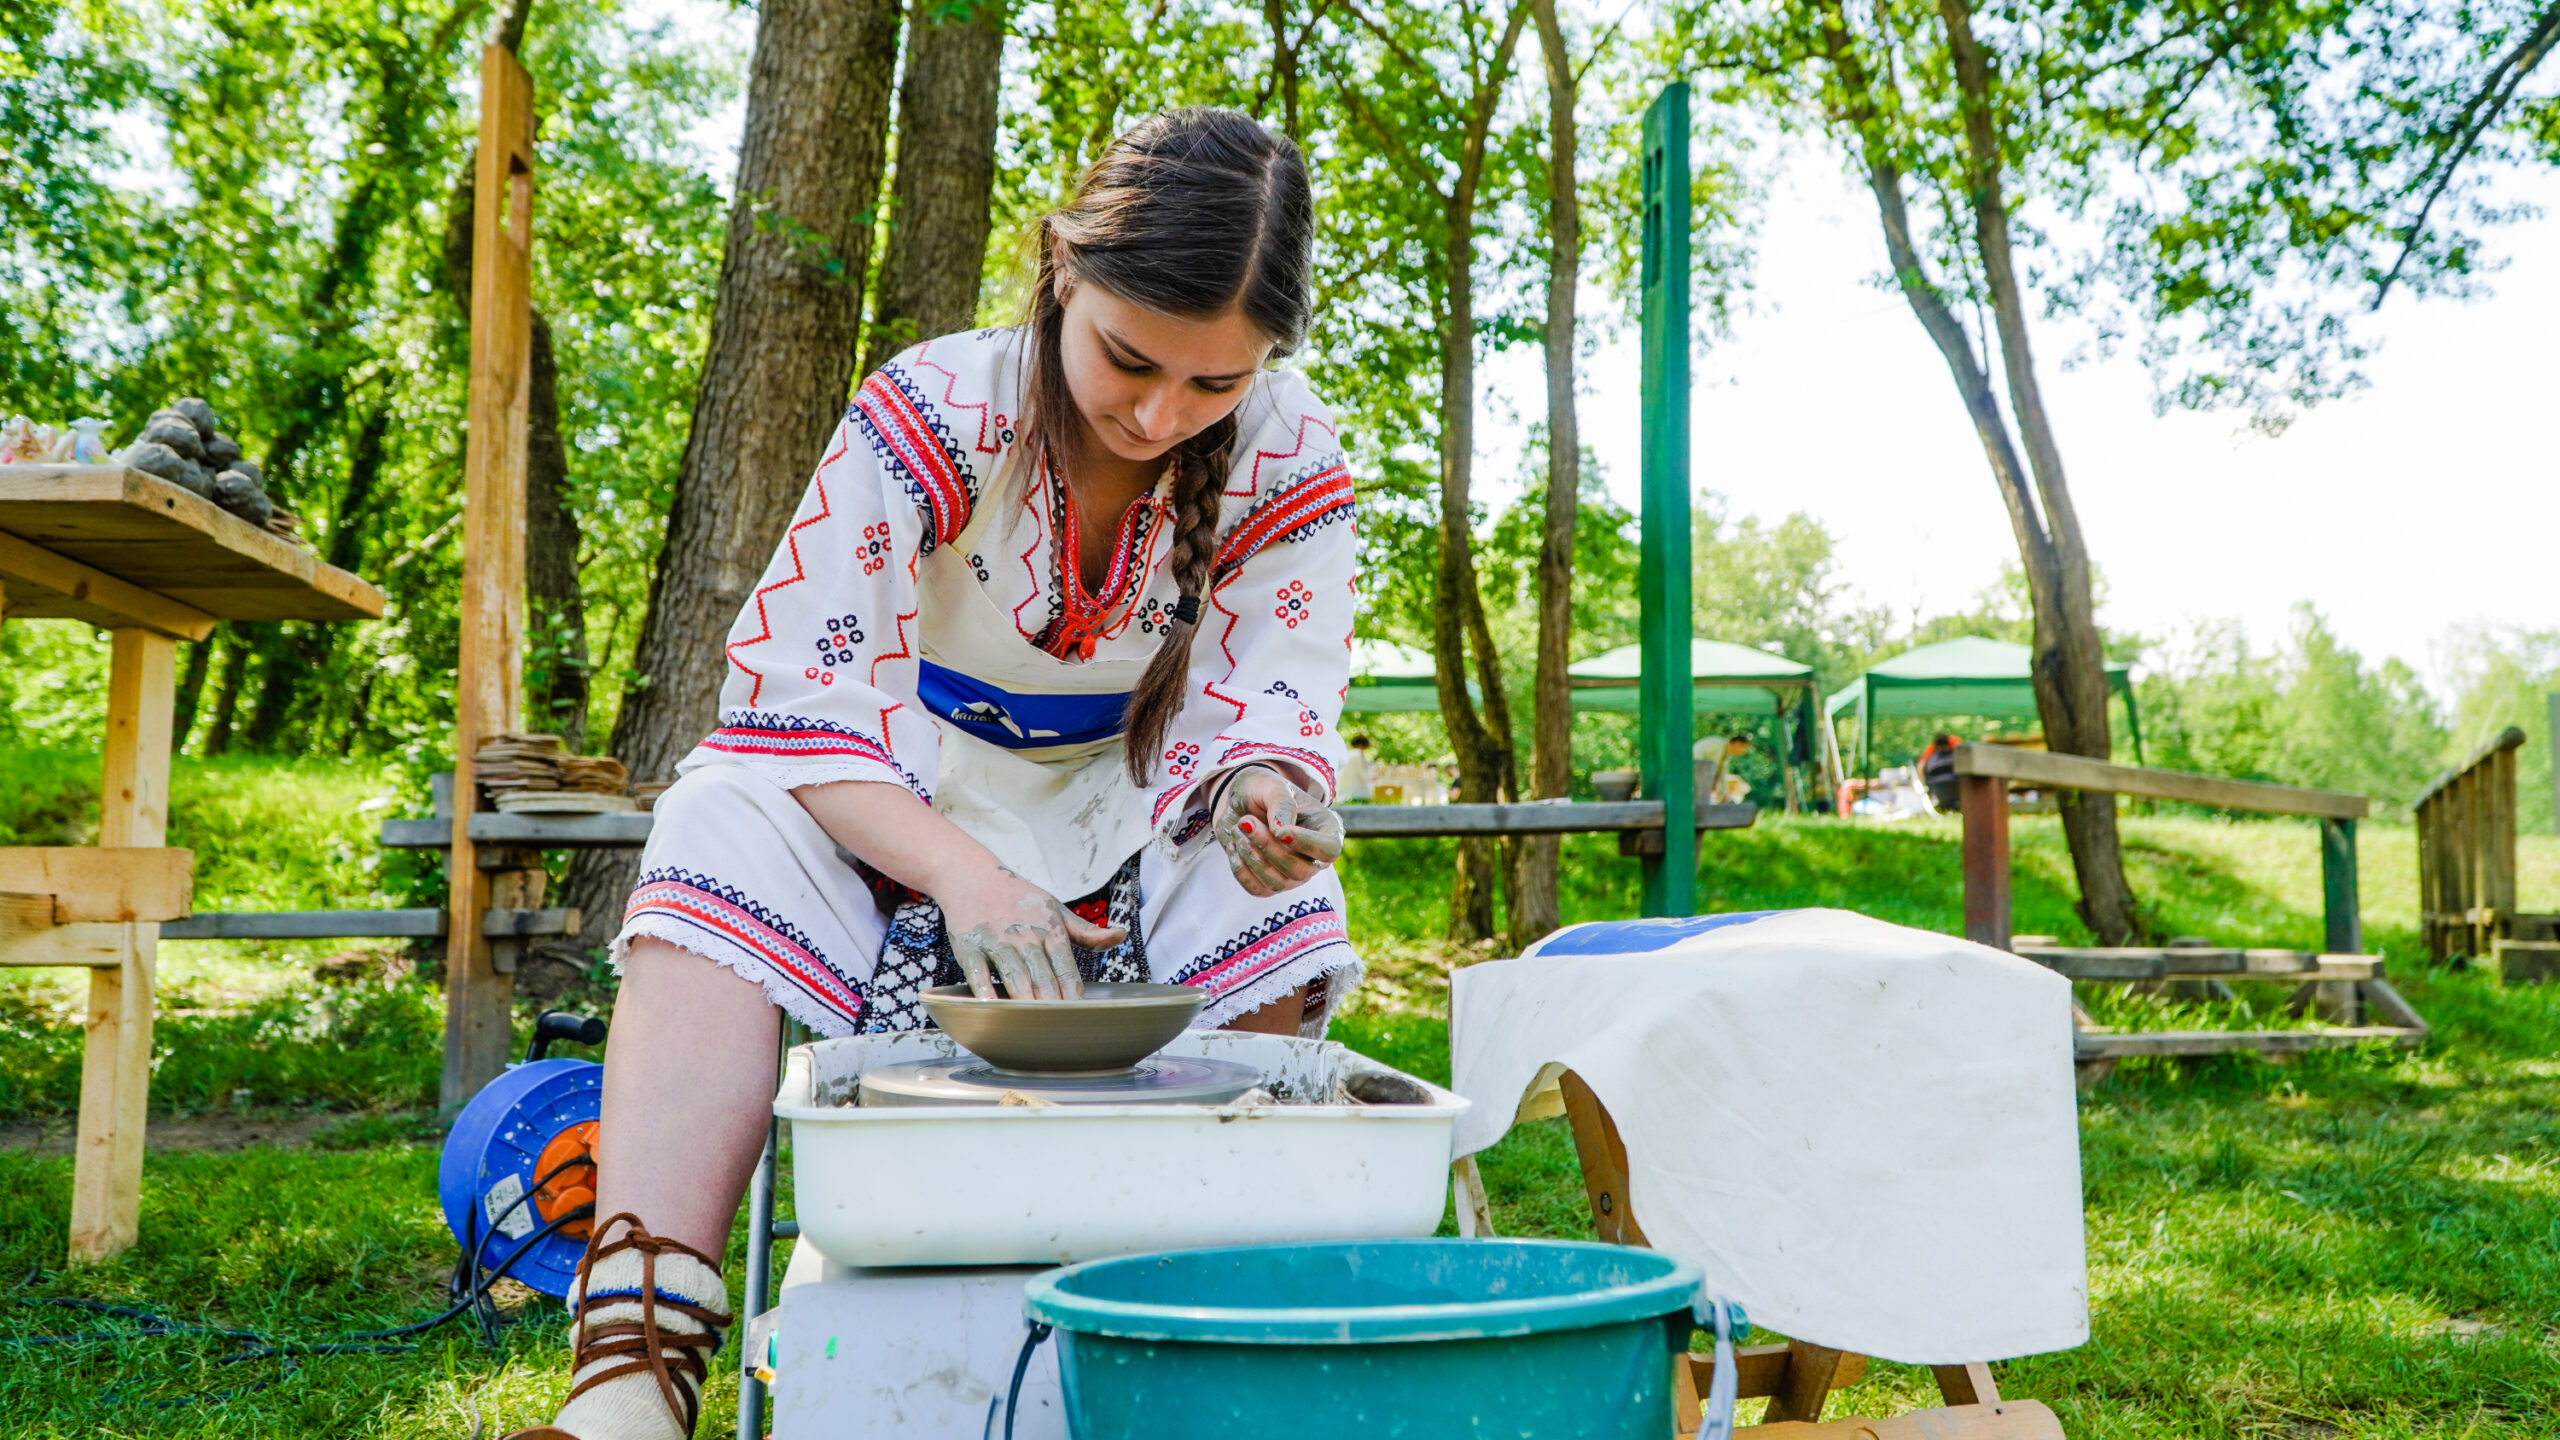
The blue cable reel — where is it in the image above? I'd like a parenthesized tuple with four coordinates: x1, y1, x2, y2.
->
(438, 1012, 609, 1299)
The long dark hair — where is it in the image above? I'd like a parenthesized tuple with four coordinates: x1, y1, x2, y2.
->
(1020, 107, 1314, 785)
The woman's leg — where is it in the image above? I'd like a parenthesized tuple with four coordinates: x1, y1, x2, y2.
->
(593, 937, 780, 1259)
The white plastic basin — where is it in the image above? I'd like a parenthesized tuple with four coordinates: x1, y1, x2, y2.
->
(774, 1030, 1470, 1268)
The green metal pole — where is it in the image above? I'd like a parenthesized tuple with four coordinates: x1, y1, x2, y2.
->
(1638, 83, 1694, 918)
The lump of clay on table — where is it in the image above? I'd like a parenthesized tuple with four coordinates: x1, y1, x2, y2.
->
(123, 441, 211, 497)
(170, 397, 221, 438)
(223, 458, 263, 485)
(212, 470, 273, 527)
(202, 432, 243, 470)
(139, 414, 205, 460)
(1338, 1071, 1433, 1106)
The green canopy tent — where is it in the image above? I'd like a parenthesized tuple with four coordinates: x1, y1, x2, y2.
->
(1824, 635, 2144, 776)
(1569, 638, 1832, 811)
(1343, 638, 1477, 714)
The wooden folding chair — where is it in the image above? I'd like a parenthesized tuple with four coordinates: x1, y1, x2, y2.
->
(1457, 1071, 2067, 1439)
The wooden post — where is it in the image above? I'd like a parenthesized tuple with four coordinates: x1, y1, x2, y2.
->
(2320, 818, 2361, 956)
(1636, 83, 1694, 918)
(1960, 771, 2011, 951)
(445, 41, 539, 1111)
(69, 628, 174, 1261)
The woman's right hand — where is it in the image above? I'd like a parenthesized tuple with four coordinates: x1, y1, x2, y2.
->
(936, 863, 1127, 1000)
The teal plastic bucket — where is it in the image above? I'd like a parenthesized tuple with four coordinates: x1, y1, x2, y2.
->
(1022, 1239, 1703, 1439)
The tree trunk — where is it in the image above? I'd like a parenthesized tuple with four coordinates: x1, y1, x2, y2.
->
(1509, 0, 1579, 952)
(861, 0, 1006, 374)
(524, 313, 591, 748)
(238, 404, 393, 750)
(172, 630, 215, 754)
(1422, 2, 1533, 946)
(1814, 0, 2138, 944)
(202, 635, 248, 757)
(1937, 0, 2137, 943)
(563, 0, 902, 952)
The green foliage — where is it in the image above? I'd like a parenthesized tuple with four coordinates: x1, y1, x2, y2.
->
(2140, 607, 2451, 813)
(0, 0, 736, 769)
(2444, 627, 2560, 835)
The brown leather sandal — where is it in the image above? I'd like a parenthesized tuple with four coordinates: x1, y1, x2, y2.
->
(503, 1213, 733, 1440)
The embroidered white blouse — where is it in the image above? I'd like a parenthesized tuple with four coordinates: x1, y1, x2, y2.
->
(673, 326, 1358, 901)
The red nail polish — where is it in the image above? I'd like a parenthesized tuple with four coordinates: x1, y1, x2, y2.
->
(1240, 818, 1254, 834)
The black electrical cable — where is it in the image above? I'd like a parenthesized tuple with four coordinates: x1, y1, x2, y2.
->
(6, 1203, 596, 1409)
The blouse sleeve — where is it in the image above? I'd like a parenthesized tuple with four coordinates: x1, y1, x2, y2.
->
(1142, 427, 1358, 842)
(674, 405, 951, 802)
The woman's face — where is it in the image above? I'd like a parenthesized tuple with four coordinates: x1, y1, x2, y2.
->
(1055, 263, 1272, 468)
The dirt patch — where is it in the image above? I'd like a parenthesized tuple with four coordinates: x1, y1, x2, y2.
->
(0, 1111, 341, 1158)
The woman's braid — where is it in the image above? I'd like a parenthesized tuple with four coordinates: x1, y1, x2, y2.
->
(1121, 416, 1235, 783)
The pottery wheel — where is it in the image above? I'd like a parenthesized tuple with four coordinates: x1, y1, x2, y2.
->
(856, 1055, 1263, 1109)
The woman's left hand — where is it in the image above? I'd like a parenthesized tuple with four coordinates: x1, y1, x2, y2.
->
(1213, 764, 1344, 897)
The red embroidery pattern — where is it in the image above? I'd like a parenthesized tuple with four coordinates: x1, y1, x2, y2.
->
(726, 430, 846, 707)
(1211, 465, 1354, 576)
(1030, 449, 1166, 661)
(856, 368, 971, 548)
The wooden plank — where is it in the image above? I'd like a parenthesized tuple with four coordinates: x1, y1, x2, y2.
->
(2074, 1026, 2425, 1060)
(1960, 772, 2010, 950)
(1345, 800, 1757, 837)
(0, 530, 217, 640)
(2494, 941, 2560, 987)
(2412, 725, 2527, 811)
(380, 804, 1760, 851)
(1691, 1347, 1871, 1402)
(1749, 1400, 2064, 1438)
(70, 629, 173, 1263)
(0, 909, 128, 967)
(0, 848, 193, 923)
(443, 40, 539, 1114)
(1951, 744, 2367, 820)
(0, 466, 382, 621)
(157, 905, 580, 941)
(2320, 818, 2362, 956)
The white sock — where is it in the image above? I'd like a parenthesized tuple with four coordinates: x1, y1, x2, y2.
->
(548, 1226, 730, 1440)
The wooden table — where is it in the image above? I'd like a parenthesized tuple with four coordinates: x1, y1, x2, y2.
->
(0, 463, 383, 1261)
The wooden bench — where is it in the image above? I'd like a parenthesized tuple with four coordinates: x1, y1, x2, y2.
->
(1453, 1075, 2064, 1437)
(0, 463, 383, 1261)
(1951, 744, 2428, 1066)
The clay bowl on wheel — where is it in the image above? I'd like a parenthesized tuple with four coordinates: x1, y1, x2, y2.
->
(920, 982, 1206, 1076)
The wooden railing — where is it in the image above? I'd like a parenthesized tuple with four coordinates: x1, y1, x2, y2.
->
(2414, 726, 2529, 962)
(1950, 744, 2369, 954)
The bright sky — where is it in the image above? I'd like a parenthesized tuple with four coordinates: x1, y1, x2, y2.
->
(1482, 154, 2560, 689)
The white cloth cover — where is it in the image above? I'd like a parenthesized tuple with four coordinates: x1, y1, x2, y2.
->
(1451, 908, 2086, 1364)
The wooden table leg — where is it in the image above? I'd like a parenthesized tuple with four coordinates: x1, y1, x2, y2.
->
(70, 628, 174, 1262)
(1931, 1361, 2000, 1406)
(1761, 1339, 1850, 1424)
(1961, 774, 2011, 950)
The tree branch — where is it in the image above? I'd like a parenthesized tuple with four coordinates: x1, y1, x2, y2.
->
(2375, 0, 2560, 305)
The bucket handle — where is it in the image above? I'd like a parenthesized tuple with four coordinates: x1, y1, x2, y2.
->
(1692, 1292, 1745, 1440)
(985, 1319, 1054, 1440)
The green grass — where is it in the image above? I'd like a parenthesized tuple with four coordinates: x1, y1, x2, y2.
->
(5, 749, 2560, 1435)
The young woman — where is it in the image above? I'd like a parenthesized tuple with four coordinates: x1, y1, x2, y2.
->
(508, 109, 1361, 1440)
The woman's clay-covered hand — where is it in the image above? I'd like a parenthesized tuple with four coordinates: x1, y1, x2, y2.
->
(1213, 764, 1345, 898)
(938, 865, 1126, 1000)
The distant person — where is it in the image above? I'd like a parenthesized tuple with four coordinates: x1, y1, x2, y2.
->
(1695, 733, 1753, 805)
(1918, 732, 1964, 812)
(1340, 734, 1375, 802)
